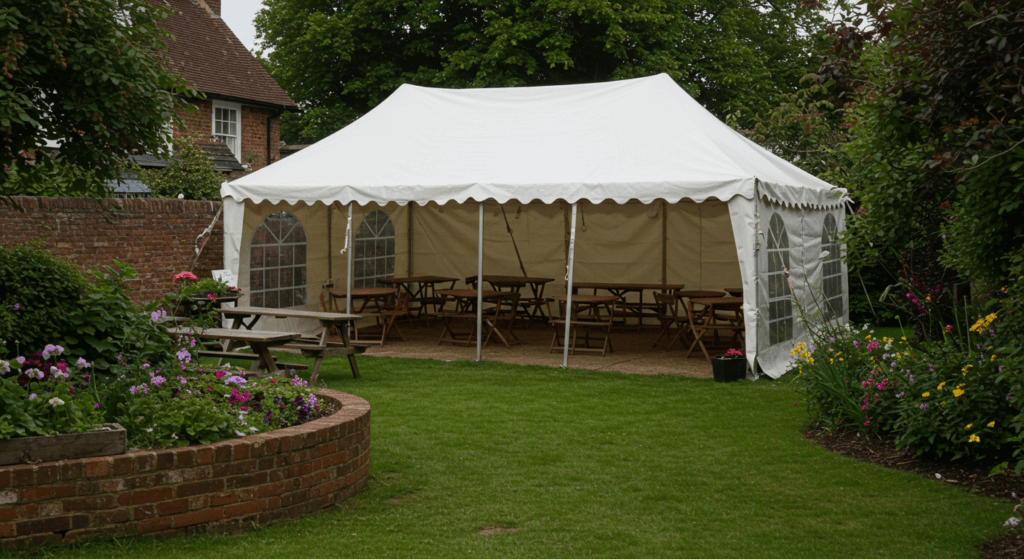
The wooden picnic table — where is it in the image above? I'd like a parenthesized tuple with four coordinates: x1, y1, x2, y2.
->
(724, 287, 743, 297)
(378, 276, 458, 320)
(216, 306, 362, 382)
(167, 327, 301, 376)
(465, 275, 554, 323)
(570, 282, 685, 328)
(435, 289, 520, 348)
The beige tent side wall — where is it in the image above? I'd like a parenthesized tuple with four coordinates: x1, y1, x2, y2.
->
(235, 197, 742, 332)
(665, 200, 742, 291)
(408, 201, 566, 289)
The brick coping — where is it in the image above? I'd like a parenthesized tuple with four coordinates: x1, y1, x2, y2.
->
(0, 389, 370, 547)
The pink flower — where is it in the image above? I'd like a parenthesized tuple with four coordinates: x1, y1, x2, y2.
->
(173, 271, 198, 283)
(214, 371, 227, 379)
(207, 293, 216, 301)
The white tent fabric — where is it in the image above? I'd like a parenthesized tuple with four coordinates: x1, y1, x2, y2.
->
(222, 73, 848, 378)
(225, 74, 843, 209)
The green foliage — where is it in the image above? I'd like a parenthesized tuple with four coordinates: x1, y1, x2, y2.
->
(255, 0, 830, 141)
(794, 294, 1023, 463)
(104, 363, 326, 447)
(0, 244, 88, 355)
(0, 350, 102, 440)
(132, 135, 224, 201)
(0, 0, 195, 195)
(63, 262, 180, 372)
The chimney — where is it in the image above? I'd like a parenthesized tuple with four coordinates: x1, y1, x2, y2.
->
(194, 0, 220, 17)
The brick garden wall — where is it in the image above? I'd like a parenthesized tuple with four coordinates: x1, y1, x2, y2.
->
(0, 390, 370, 548)
(0, 197, 224, 305)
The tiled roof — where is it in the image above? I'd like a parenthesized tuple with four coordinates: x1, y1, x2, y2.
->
(156, 0, 296, 110)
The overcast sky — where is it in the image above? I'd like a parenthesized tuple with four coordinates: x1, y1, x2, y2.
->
(221, 0, 266, 52)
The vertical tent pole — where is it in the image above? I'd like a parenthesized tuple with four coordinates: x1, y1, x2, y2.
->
(327, 204, 333, 281)
(562, 202, 578, 369)
(346, 204, 354, 316)
(476, 202, 484, 362)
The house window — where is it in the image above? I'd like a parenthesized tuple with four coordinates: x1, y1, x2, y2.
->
(212, 101, 240, 161)
(821, 213, 843, 320)
(767, 213, 793, 345)
(249, 212, 306, 308)
(353, 210, 395, 287)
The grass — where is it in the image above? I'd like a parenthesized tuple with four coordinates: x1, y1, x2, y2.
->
(19, 355, 1013, 558)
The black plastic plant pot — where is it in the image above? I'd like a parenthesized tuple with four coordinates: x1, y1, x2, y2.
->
(711, 356, 747, 382)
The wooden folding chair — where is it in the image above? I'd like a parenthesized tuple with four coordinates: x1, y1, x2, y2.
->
(378, 291, 410, 347)
(651, 292, 691, 349)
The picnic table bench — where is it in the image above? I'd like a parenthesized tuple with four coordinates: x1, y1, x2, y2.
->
(215, 306, 362, 382)
(166, 327, 304, 376)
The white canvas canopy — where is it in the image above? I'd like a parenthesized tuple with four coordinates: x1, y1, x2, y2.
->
(222, 73, 849, 378)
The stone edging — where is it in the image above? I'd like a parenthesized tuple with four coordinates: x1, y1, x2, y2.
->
(0, 389, 369, 548)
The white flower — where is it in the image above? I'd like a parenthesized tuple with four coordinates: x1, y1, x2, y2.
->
(48, 397, 64, 407)
(177, 193, 184, 199)
(1004, 517, 1021, 528)
(146, 428, 153, 433)
(170, 433, 178, 439)
(234, 430, 246, 437)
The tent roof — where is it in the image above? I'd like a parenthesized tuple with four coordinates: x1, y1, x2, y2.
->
(224, 74, 845, 208)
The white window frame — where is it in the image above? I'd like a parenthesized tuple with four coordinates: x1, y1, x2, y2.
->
(821, 214, 843, 320)
(767, 212, 793, 345)
(354, 210, 396, 288)
(211, 100, 242, 162)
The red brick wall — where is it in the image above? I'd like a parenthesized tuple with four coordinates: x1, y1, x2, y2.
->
(0, 390, 370, 548)
(0, 197, 223, 304)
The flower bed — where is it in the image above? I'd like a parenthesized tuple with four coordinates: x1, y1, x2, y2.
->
(0, 389, 370, 548)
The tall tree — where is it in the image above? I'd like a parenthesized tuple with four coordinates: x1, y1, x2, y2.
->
(256, 0, 829, 142)
(0, 0, 193, 197)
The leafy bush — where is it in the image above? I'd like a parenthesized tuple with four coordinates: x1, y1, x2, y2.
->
(132, 135, 223, 200)
(0, 244, 88, 355)
(794, 290, 1023, 463)
(63, 262, 180, 371)
(101, 360, 327, 448)
(0, 345, 102, 439)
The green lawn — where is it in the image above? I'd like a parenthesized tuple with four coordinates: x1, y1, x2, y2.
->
(28, 356, 1012, 558)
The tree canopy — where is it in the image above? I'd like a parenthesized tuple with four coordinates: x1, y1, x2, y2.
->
(256, 0, 830, 142)
(0, 0, 193, 197)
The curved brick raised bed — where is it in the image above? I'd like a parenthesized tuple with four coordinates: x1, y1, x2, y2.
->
(0, 389, 369, 548)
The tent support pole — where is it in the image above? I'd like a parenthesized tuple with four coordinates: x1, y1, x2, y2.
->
(407, 204, 414, 276)
(327, 204, 333, 281)
(476, 202, 484, 362)
(346, 204, 354, 317)
(562, 203, 578, 369)
(661, 200, 667, 285)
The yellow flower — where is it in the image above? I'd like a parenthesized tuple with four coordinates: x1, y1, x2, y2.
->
(839, 358, 844, 362)
(834, 352, 842, 357)
(922, 392, 931, 398)
(988, 421, 996, 428)
(830, 359, 834, 364)
(901, 336, 907, 341)
(991, 354, 997, 362)
(965, 424, 973, 430)
(937, 382, 946, 391)
(953, 388, 964, 398)
(969, 434, 981, 443)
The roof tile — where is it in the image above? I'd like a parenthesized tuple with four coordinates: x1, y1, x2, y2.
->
(156, 0, 296, 109)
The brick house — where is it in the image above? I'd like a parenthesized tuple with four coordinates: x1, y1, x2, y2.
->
(157, 0, 297, 178)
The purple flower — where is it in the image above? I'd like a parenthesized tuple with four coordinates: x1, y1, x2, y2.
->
(176, 349, 192, 364)
(13, 303, 19, 310)
(93, 403, 99, 410)
(150, 375, 167, 386)
(129, 386, 137, 395)
(224, 375, 247, 386)
(28, 393, 36, 400)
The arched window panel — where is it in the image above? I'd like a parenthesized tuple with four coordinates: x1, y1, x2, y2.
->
(821, 213, 843, 320)
(249, 212, 307, 308)
(767, 213, 793, 345)
(354, 210, 396, 288)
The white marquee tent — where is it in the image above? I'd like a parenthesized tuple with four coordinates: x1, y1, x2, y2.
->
(222, 73, 849, 378)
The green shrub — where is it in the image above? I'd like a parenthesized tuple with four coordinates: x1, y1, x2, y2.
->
(795, 287, 1024, 463)
(64, 262, 180, 371)
(0, 347, 103, 440)
(0, 244, 88, 355)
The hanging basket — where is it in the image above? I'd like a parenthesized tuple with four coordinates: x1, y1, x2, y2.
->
(711, 356, 747, 383)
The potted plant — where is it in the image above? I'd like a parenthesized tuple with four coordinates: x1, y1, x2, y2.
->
(711, 348, 747, 382)
(167, 271, 242, 321)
